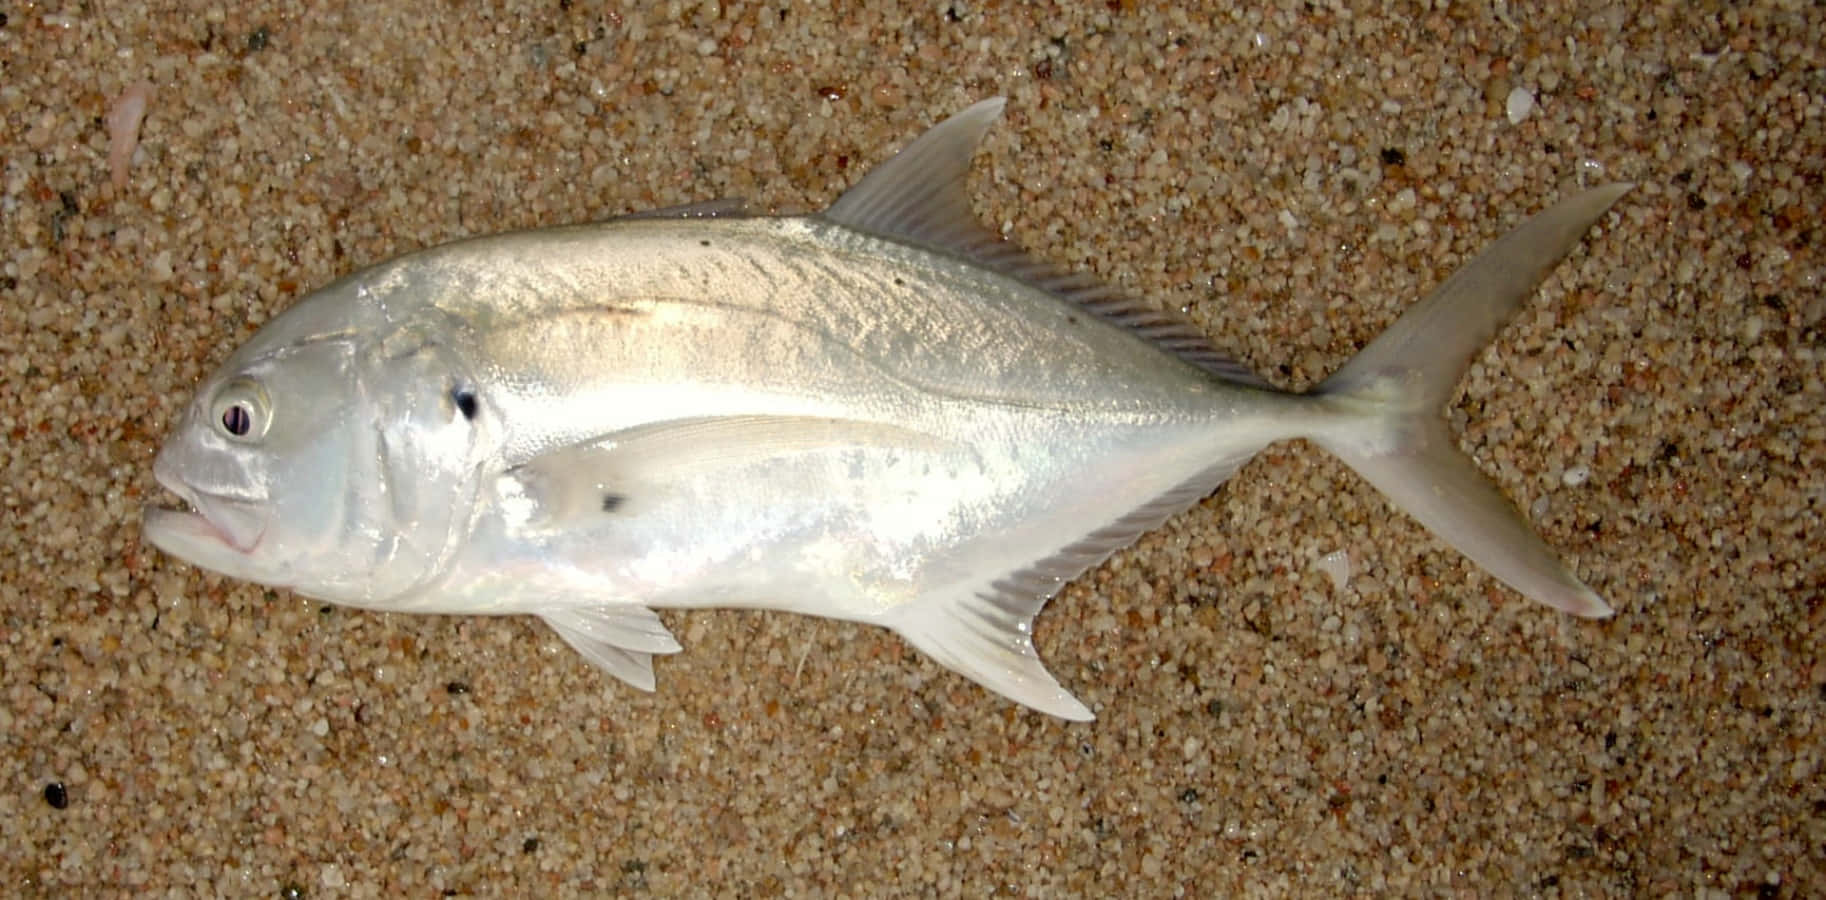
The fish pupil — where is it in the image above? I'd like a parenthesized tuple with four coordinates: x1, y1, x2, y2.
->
(221, 404, 252, 436)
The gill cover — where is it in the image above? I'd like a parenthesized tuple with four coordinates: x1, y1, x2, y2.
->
(338, 315, 493, 605)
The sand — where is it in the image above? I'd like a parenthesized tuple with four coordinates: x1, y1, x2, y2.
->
(3, 0, 1820, 895)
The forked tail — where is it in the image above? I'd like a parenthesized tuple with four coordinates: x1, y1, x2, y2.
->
(1311, 184, 1633, 617)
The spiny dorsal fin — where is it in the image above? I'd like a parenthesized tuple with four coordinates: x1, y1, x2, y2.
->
(618, 198, 752, 221)
(824, 98, 1265, 386)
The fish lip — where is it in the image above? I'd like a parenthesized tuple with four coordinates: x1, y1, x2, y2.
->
(142, 505, 239, 558)
(146, 465, 268, 554)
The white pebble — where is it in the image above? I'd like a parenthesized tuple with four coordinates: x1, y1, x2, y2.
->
(1562, 465, 1591, 487)
(1314, 549, 1352, 591)
(1505, 85, 1535, 124)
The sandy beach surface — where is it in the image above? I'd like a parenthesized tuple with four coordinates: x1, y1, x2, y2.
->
(3, 1, 1820, 895)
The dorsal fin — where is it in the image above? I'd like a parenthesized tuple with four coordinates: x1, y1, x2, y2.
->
(824, 98, 1009, 252)
(824, 98, 1266, 387)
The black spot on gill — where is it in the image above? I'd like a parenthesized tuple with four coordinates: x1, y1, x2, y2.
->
(601, 493, 625, 513)
(453, 387, 478, 421)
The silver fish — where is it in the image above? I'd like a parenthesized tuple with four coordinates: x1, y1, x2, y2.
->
(145, 98, 1629, 720)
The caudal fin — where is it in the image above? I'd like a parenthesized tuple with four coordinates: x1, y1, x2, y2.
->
(1313, 184, 1633, 618)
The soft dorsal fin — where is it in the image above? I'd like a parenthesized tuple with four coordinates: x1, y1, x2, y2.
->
(825, 97, 1009, 252)
(824, 98, 1266, 387)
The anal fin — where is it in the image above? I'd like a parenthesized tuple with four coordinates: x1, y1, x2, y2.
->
(888, 589, 1094, 721)
(884, 446, 1263, 722)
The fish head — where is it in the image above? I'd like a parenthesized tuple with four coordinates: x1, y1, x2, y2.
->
(145, 283, 493, 606)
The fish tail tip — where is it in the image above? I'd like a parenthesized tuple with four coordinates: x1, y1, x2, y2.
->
(1056, 697, 1096, 722)
(1543, 583, 1614, 619)
(1592, 181, 1637, 203)
(1575, 593, 1617, 620)
(962, 96, 1008, 120)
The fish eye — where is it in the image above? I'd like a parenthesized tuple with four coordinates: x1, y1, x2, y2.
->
(211, 377, 270, 442)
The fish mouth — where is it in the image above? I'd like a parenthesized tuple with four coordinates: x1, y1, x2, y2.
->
(144, 464, 269, 557)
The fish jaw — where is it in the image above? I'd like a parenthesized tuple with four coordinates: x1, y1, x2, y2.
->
(143, 491, 267, 553)
(141, 501, 278, 588)
(143, 448, 272, 577)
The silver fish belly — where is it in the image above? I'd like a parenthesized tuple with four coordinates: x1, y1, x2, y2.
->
(144, 98, 1631, 720)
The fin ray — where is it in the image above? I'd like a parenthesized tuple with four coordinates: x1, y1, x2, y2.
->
(540, 607, 677, 691)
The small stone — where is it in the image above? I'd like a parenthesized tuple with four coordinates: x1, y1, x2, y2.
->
(1506, 85, 1535, 124)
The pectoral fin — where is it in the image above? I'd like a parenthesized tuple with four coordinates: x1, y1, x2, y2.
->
(509, 415, 953, 530)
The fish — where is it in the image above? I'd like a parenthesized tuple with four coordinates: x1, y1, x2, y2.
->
(144, 98, 1631, 721)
